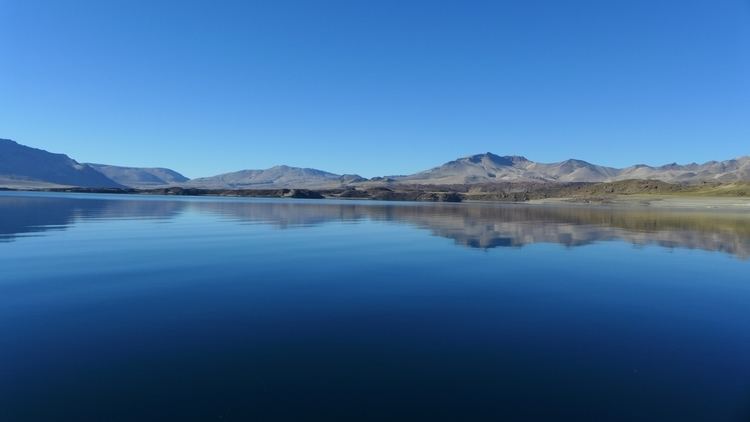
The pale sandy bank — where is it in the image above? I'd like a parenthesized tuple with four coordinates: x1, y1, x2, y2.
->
(527, 195, 750, 210)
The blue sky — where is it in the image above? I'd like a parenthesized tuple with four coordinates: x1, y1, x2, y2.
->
(1, 0, 748, 178)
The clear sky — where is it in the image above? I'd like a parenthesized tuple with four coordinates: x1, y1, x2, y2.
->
(1, 0, 748, 178)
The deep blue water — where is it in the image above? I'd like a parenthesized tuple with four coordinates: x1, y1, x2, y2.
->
(1, 192, 750, 421)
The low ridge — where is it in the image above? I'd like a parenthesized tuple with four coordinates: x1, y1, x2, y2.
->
(87, 163, 189, 188)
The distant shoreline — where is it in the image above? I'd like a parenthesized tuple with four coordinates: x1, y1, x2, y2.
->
(2, 182, 750, 210)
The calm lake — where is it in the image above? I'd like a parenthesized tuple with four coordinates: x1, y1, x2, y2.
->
(1, 191, 749, 421)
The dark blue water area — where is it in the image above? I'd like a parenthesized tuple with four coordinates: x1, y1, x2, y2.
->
(1, 192, 749, 421)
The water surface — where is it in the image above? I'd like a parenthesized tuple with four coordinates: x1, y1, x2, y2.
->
(1, 192, 749, 421)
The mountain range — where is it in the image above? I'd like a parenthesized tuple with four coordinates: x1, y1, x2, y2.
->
(393, 152, 750, 185)
(1, 138, 748, 189)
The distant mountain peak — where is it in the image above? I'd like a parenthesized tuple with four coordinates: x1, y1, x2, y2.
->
(560, 158, 593, 166)
(463, 152, 529, 167)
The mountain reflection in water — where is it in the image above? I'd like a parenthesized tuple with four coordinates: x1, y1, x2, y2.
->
(1, 192, 749, 259)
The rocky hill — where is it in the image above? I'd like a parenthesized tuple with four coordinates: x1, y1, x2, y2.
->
(187, 165, 366, 189)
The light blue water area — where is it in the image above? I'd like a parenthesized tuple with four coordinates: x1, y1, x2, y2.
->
(1, 192, 749, 421)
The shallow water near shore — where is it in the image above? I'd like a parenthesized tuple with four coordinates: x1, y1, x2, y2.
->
(2, 191, 750, 421)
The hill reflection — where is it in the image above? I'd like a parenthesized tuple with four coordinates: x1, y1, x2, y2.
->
(2, 193, 749, 259)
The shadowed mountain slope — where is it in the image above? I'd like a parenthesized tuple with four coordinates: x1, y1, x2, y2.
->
(0, 139, 122, 188)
